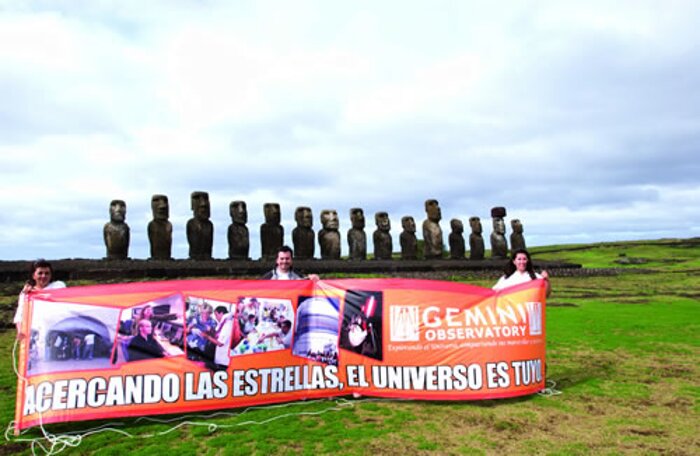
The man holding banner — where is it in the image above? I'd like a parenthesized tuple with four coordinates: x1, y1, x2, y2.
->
(262, 245, 319, 281)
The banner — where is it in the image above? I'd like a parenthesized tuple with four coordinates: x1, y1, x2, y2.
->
(14, 278, 547, 431)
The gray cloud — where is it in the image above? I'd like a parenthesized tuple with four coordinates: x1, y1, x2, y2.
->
(1, 2, 699, 261)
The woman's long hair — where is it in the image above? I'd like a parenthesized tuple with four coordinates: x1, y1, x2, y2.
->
(503, 249, 537, 280)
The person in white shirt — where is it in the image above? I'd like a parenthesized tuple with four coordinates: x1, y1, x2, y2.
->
(15, 259, 66, 339)
(261, 246, 319, 281)
(213, 306, 234, 370)
(493, 249, 551, 297)
(83, 333, 96, 360)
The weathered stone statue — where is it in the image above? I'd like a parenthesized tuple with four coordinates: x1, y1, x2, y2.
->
(373, 212, 393, 260)
(449, 218, 465, 260)
(490, 206, 508, 259)
(318, 209, 341, 260)
(260, 203, 283, 260)
(104, 199, 129, 260)
(187, 191, 213, 260)
(422, 199, 444, 259)
(147, 194, 172, 260)
(347, 208, 367, 261)
(400, 216, 418, 260)
(510, 219, 526, 252)
(293, 206, 315, 260)
(469, 216, 485, 260)
(228, 200, 249, 260)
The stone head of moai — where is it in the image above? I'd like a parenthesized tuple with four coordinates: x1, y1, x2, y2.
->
(350, 208, 365, 230)
(230, 200, 247, 224)
(151, 195, 169, 221)
(491, 206, 506, 234)
(264, 203, 281, 225)
(295, 206, 313, 228)
(451, 218, 464, 234)
(401, 216, 416, 233)
(375, 211, 391, 232)
(191, 191, 210, 221)
(425, 199, 442, 222)
(110, 199, 127, 223)
(469, 216, 482, 235)
(511, 219, 523, 233)
(321, 209, 339, 230)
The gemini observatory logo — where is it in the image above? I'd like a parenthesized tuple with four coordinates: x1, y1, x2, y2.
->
(390, 305, 420, 342)
(526, 301, 542, 336)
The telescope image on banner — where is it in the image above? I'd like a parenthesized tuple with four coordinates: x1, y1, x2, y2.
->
(14, 278, 547, 433)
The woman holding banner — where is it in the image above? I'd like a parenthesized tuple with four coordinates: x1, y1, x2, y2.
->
(493, 249, 551, 297)
(14, 259, 66, 339)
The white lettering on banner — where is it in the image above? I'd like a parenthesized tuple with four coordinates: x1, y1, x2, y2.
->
(387, 300, 543, 342)
(371, 365, 484, 391)
(422, 304, 530, 328)
(526, 302, 543, 335)
(23, 374, 181, 416)
(486, 362, 510, 388)
(185, 371, 228, 400)
(424, 325, 528, 341)
(511, 359, 543, 386)
(231, 365, 342, 397)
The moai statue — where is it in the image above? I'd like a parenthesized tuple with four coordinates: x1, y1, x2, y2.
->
(422, 199, 444, 259)
(104, 199, 130, 260)
(510, 219, 526, 253)
(400, 216, 418, 260)
(293, 206, 315, 260)
(318, 209, 341, 260)
(347, 208, 367, 261)
(469, 216, 485, 260)
(449, 218, 466, 260)
(187, 191, 213, 260)
(147, 194, 172, 260)
(260, 203, 283, 260)
(228, 200, 249, 260)
(373, 211, 393, 260)
(490, 206, 508, 259)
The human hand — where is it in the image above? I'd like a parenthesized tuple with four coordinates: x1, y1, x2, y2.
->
(307, 274, 320, 282)
(541, 270, 550, 280)
(22, 281, 35, 294)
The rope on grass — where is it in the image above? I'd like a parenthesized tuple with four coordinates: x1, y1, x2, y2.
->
(7, 337, 360, 455)
(538, 379, 562, 397)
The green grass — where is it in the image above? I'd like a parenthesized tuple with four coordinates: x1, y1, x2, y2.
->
(1, 238, 699, 455)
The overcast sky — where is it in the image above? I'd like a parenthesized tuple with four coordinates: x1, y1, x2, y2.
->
(1, 1, 698, 261)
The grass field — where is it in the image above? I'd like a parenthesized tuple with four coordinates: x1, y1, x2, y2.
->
(1, 239, 698, 455)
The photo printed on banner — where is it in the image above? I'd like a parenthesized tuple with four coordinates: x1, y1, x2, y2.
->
(28, 299, 120, 375)
(292, 296, 340, 366)
(183, 296, 241, 371)
(339, 290, 383, 361)
(115, 294, 185, 364)
(231, 296, 295, 357)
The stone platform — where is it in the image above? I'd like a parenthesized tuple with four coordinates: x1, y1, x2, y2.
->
(0, 257, 580, 282)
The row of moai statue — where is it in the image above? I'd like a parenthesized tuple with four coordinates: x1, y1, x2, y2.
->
(103, 193, 526, 261)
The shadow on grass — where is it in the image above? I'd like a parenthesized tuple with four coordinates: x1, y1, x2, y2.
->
(549, 354, 616, 391)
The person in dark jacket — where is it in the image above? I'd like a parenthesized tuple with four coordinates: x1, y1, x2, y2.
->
(127, 319, 165, 361)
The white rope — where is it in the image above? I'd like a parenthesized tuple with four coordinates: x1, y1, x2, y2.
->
(9, 334, 559, 455)
(538, 379, 562, 397)
(7, 337, 361, 455)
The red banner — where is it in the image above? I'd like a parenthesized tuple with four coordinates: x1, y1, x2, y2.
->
(14, 278, 547, 431)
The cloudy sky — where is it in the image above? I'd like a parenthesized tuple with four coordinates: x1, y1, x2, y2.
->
(1, 1, 698, 261)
